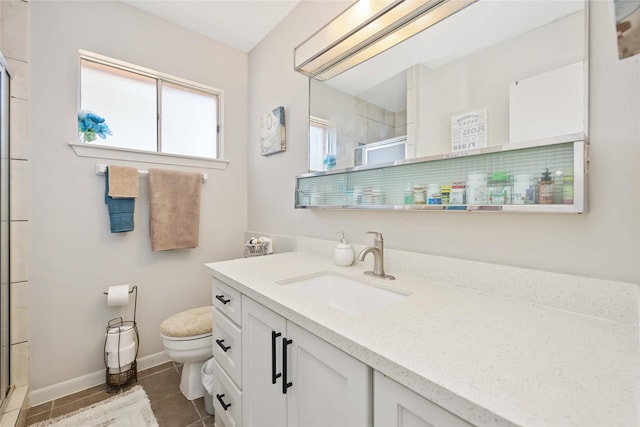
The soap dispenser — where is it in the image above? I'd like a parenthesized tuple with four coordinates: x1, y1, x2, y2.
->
(334, 232, 354, 267)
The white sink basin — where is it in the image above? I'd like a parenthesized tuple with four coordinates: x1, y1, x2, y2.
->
(278, 272, 408, 315)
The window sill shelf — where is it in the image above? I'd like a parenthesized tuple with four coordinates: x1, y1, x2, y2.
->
(69, 142, 229, 170)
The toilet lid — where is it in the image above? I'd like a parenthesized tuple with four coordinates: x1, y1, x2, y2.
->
(160, 306, 212, 338)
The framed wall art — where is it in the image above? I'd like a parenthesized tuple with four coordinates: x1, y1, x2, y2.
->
(260, 106, 286, 156)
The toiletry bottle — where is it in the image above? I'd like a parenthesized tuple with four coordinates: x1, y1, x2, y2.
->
(450, 182, 466, 204)
(413, 184, 426, 204)
(334, 232, 354, 267)
(404, 183, 414, 204)
(562, 172, 574, 204)
(488, 171, 512, 205)
(440, 185, 451, 205)
(538, 168, 554, 204)
(513, 174, 530, 205)
(553, 170, 564, 204)
(467, 172, 488, 205)
(427, 183, 442, 204)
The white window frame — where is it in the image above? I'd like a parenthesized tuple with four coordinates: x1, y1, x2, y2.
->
(309, 116, 333, 172)
(70, 50, 228, 170)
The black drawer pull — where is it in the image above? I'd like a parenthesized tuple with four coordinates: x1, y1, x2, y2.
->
(215, 294, 230, 305)
(271, 331, 282, 384)
(216, 393, 232, 411)
(216, 339, 231, 352)
(282, 337, 293, 394)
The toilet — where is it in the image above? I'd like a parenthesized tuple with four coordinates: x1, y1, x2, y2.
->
(160, 306, 213, 400)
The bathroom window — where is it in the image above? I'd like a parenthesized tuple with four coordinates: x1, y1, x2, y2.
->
(80, 53, 221, 159)
(309, 116, 332, 171)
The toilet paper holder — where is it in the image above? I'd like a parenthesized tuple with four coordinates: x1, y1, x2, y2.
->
(103, 285, 139, 390)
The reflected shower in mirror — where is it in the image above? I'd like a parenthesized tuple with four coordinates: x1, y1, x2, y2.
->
(310, 70, 408, 171)
(308, 0, 587, 173)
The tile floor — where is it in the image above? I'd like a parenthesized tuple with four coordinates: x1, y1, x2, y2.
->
(24, 362, 214, 427)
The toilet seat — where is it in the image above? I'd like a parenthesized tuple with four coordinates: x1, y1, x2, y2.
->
(160, 306, 212, 338)
(161, 332, 212, 351)
(161, 331, 211, 341)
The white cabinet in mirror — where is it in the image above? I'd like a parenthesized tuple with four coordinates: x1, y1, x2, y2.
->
(307, 0, 588, 173)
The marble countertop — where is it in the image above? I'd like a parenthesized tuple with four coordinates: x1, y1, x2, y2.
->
(205, 251, 638, 426)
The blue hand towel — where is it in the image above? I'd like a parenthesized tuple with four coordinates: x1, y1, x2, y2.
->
(105, 168, 135, 233)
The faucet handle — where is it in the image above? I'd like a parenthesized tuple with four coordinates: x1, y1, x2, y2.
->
(366, 231, 383, 242)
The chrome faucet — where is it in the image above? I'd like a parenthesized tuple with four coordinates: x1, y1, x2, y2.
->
(357, 231, 395, 280)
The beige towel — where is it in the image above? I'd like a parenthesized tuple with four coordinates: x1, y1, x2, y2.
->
(108, 166, 138, 198)
(149, 169, 202, 251)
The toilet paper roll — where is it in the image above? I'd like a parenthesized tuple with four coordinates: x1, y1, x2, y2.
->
(106, 341, 136, 369)
(105, 325, 135, 352)
(107, 284, 130, 306)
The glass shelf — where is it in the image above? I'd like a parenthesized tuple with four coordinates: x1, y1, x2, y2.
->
(295, 137, 587, 213)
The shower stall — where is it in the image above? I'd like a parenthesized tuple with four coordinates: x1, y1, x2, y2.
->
(0, 54, 11, 411)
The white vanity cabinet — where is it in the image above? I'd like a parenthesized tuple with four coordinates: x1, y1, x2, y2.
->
(242, 295, 372, 427)
(374, 372, 473, 427)
(210, 273, 471, 427)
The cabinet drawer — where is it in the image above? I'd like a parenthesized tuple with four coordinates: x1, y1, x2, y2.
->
(212, 277, 242, 326)
(213, 307, 242, 387)
(212, 358, 242, 427)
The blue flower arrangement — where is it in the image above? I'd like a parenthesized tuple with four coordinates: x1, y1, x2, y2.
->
(78, 110, 112, 142)
(323, 154, 336, 171)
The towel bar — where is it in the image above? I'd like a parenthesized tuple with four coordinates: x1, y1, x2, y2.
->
(95, 164, 207, 183)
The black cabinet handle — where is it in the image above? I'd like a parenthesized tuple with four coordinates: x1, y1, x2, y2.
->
(282, 337, 293, 394)
(215, 294, 230, 305)
(271, 331, 282, 384)
(216, 339, 231, 352)
(216, 393, 232, 411)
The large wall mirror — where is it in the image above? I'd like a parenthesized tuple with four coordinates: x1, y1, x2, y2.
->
(307, 0, 588, 173)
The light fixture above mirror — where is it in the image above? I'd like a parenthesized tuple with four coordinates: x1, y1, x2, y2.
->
(294, 0, 478, 81)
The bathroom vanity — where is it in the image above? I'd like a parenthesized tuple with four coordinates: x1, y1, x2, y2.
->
(205, 242, 638, 426)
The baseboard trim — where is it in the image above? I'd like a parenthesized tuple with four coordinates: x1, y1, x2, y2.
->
(29, 351, 170, 406)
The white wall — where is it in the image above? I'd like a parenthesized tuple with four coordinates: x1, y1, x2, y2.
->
(248, 1, 640, 285)
(29, 1, 248, 391)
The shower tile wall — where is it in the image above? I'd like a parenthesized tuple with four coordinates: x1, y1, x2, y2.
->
(1, 0, 31, 426)
(355, 98, 407, 144)
(8, 95, 28, 159)
(10, 160, 28, 220)
(335, 99, 407, 168)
